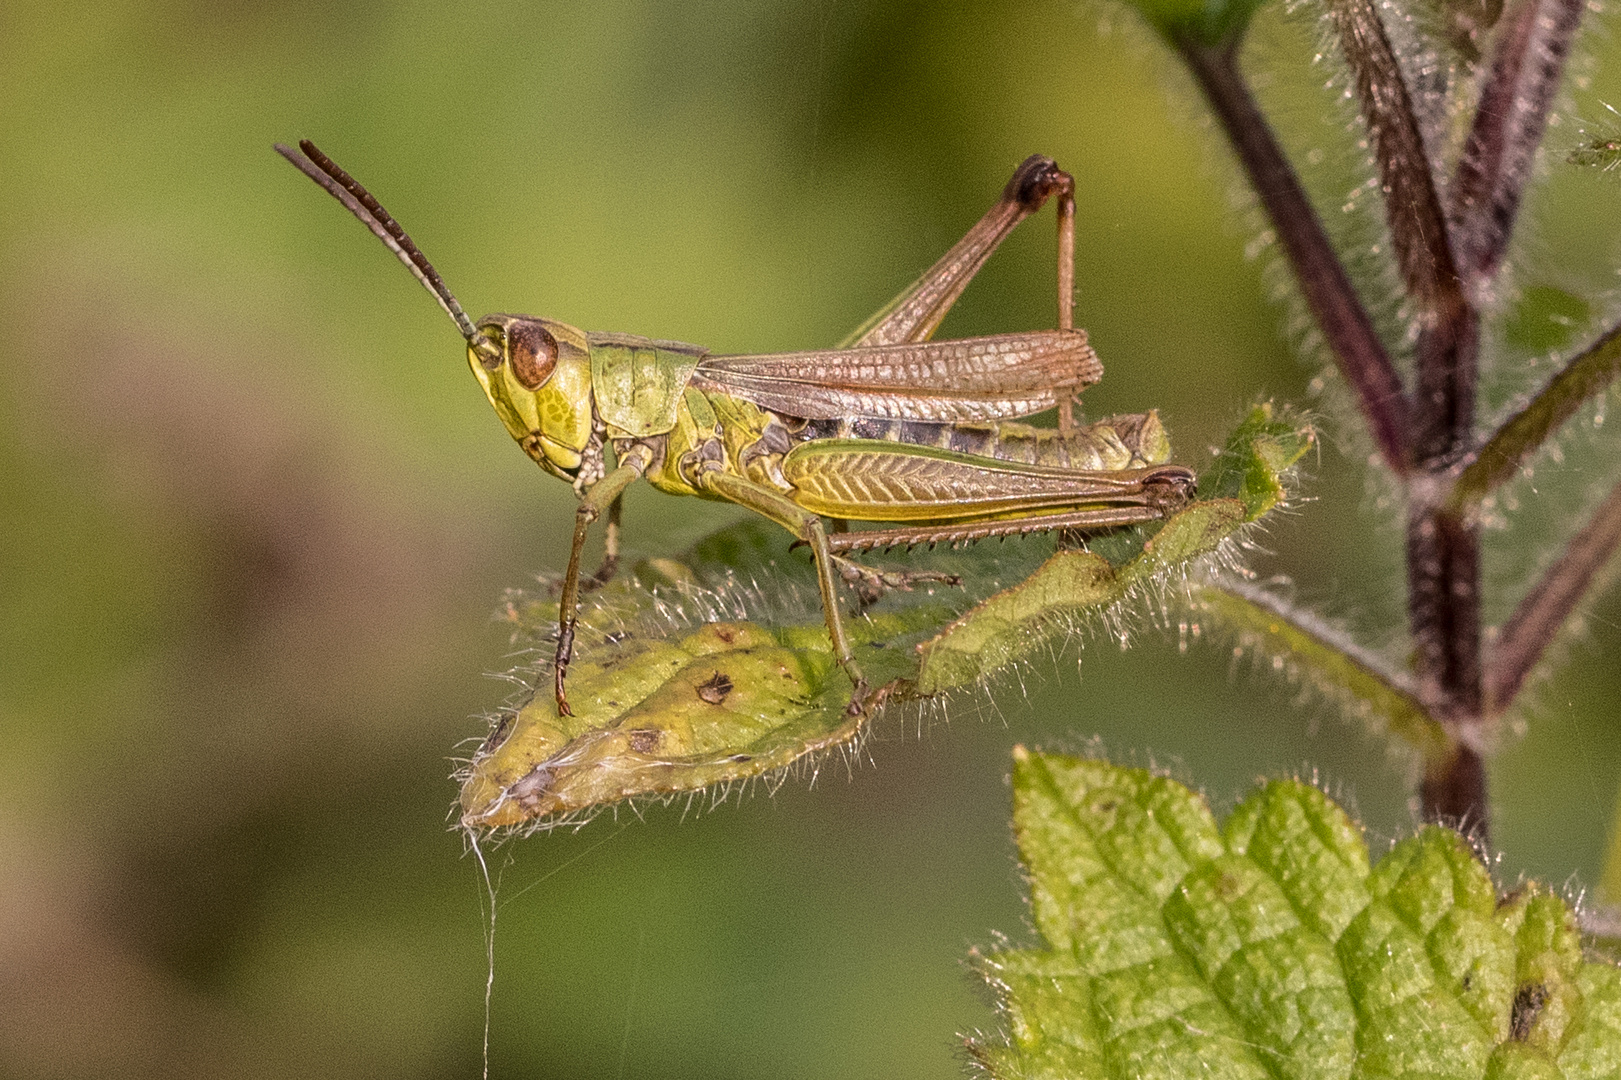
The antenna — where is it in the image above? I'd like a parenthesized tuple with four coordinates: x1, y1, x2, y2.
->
(276, 139, 481, 343)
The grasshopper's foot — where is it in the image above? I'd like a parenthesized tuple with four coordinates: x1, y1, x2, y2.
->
(553, 645, 575, 717)
(832, 556, 961, 609)
(831, 645, 870, 716)
(844, 677, 871, 717)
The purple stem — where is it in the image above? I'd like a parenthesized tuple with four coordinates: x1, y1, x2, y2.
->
(1449, 0, 1587, 284)
(1176, 38, 1412, 476)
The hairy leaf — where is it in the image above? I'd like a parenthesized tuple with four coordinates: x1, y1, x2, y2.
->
(457, 603, 940, 827)
(972, 751, 1621, 1080)
(458, 406, 1311, 830)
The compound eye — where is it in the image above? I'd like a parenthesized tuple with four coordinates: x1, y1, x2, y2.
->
(507, 323, 558, 390)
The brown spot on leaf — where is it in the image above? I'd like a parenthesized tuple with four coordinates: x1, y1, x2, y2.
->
(1511, 982, 1548, 1040)
(627, 729, 661, 753)
(712, 626, 736, 644)
(478, 713, 515, 755)
(696, 671, 734, 704)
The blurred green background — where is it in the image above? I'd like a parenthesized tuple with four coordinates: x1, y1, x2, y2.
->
(4, 1, 1621, 1077)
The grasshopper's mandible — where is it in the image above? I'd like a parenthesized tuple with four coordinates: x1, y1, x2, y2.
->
(278, 140, 1196, 716)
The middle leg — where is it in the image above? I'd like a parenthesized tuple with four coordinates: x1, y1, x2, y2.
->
(693, 470, 873, 703)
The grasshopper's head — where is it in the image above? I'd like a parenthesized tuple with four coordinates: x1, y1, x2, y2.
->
(467, 315, 595, 480)
(276, 140, 598, 484)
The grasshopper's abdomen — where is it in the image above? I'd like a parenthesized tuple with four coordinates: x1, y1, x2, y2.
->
(796, 412, 1172, 472)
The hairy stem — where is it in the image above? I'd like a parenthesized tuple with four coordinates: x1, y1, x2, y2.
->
(1326, 0, 1478, 466)
(1403, 0, 1583, 833)
(1324, 0, 1463, 321)
(1176, 38, 1412, 475)
(1325, 0, 1493, 782)
(1406, 491, 1486, 828)
(1420, 743, 1489, 837)
(1449, 0, 1587, 285)
(1414, 316, 1483, 466)
(1407, 508, 1484, 710)
(1485, 477, 1621, 711)
(1451, 321, 1621, 508)
(1175, 0, 1592, 837)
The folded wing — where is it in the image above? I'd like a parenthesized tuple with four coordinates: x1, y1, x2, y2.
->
(691, 330, 1100, 422)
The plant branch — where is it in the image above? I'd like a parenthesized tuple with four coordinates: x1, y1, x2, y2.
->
(1484, 476, 1621, 711)
(1399, 0, 1586, 839)
(1419, 744, 1489, 837)
(1406, 509, 1484, 716)
(1413, 314, 1483, 464)
(1450, 321, 1621, 508)
(1316, 0, 1485, 826)
(1325, 0, 1463, 322)
(1176, 38, 1412, 475)
(1193, 578, 1449, 759)
(1449, 0, 1587, 285)
(1327, 0, 1478, 463)
(1407, 506, 1485, 828)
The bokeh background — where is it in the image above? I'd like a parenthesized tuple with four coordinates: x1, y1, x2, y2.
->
(4, 1, 1621, 1077)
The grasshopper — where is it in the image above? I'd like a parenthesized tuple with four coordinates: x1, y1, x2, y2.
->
(277, 140, 1196, 715)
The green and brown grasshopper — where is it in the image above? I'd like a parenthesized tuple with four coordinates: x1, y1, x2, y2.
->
(278, 140, 1196, 715)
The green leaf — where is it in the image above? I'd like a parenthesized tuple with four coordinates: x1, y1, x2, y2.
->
(972, 751, 1621, 1080)
(458, 406, 1312, 830)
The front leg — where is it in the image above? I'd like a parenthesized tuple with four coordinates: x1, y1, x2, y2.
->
(581, 493, 624, 592)
(554, 449, 651, 716)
